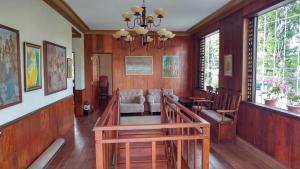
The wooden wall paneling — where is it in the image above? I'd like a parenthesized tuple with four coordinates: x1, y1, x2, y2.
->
(74, 89, 85, 116)
(190, 0, 300, 168)
(103, 34, 113, 53)
(291, 119, 300, 169)
(111, 36, 191, 97)
(237, 102, 300, 168)
(0, 96, 74, 169)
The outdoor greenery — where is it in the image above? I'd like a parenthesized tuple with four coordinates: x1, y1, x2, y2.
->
(256, 0, 300, 107)
(204, 32, 219, 89)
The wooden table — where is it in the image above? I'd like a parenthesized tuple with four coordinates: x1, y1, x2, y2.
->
(178, 97, 193, 108)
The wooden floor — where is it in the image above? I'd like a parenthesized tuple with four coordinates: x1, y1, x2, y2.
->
(47, 108, 288, 169)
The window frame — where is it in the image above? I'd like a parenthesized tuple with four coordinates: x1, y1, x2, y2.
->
(247, 0, 300, 108)
(197, 30, 220, 90)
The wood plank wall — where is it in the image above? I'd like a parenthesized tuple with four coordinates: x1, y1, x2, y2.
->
(112, 36, 192, 97)
(84, 34, 193, 111)
(238, 102, 300, 168)
(0, 96, 74, 169)
(191, 0, 300, 168)
(84, 34, 113, 111)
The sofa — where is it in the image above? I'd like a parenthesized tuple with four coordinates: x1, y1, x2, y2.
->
(147, 89, 179, 113)
(119, 89, 145, 114)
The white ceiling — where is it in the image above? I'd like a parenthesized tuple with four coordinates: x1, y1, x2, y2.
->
(65, 0, 230, 31)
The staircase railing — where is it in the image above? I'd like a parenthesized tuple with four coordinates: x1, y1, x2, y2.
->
(94, 90, 210, 169)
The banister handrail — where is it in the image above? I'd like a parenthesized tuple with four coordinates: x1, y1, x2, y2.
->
(94, 89, 210, 169)
(164, 96, 209, 124)
(94, 122, 209, 131)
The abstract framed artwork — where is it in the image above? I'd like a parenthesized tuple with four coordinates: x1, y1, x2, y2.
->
(67, 58, 72, 78)
(162, 55, 180, 78)
(0, 24, 22, 109)
(125, 56, 153, 75)
(43, 41, 67, 95)
(24, 42, 42, 92)
(224, 54, 233, 77)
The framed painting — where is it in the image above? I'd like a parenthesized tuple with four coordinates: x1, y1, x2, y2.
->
(224, 54, 233, 77)
(67, 58, 72, 78)
(43, 41, 67, 95)
(0, 24, 22, 109)
(24, 42, 42, 92)
(125, 56, 153, 75)
(162, 55, 180, 78)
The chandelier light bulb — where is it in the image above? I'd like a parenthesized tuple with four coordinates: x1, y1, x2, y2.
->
(154, 8, 165, 18)
(146, 15, 155, 23)
(119, 29, 129, 37)
(131, 6, 144, 15)
(122, 12, 133, 21)
(147, 36, 154, 43)
(157, 28, 168, 37)
(125, 35, 134, 42)
(135, 27, 149, 35)
(112, 32, 121, 39)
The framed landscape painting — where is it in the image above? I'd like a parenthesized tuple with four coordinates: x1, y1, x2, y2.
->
(162, 55, 180, 78)
(24, 42, 42, 92)
(0, 24, 22, 109)
(125, 56, 153, 75)
(43, 41, 67, 95)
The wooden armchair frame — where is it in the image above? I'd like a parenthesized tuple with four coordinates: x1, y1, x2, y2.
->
(198, 88, 242, 142)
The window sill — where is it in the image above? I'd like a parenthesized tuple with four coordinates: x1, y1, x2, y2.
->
(242, 101, 300, 121)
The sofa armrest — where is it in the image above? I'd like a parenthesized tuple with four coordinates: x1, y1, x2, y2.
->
(170, 94, 179, 102)
(137, 95, 146, 104)
(147, 95, 155, 104)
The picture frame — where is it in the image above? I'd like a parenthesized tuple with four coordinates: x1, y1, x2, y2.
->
(43, 41, 67, 95)
(0, 24, 22, 109)
(224, 54, 233, 77)
(24, 42, 42, 92)
(162, 55, 180, 78)
(125, 56, 153, 75)
(67, 58, 72, 78)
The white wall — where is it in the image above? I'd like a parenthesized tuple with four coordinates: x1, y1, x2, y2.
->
(72, 35, 85, 90)
(99, 54, 112, 95)
(0, 0, 73, 126)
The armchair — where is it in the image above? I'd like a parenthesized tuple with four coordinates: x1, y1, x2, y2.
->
(147, 89, 179, 113)
(119, 89, 145, 114)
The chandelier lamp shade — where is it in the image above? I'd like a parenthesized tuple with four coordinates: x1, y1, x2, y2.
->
(112, 0, 176, 51)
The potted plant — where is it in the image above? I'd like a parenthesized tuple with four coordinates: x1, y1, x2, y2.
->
(262, 79, 288, 106)
(287, 90, 300, 113)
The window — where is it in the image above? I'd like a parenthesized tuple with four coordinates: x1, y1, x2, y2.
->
(252, 0, 300, 109)
(198, 31, 220, 89)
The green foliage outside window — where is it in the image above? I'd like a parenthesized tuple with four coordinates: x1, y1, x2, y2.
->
(256, 0, 300, 106)
(204, 32, 219, 89)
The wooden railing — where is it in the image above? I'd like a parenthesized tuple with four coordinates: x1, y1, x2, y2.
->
(94, 90, 210, 169)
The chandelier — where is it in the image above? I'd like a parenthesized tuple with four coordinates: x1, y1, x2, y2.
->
(112, 0, 176, 51)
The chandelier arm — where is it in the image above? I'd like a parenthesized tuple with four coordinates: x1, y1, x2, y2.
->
(136, 15, 142, 26)
(126, 20, 136, 29)
(152, 18, 162, 27)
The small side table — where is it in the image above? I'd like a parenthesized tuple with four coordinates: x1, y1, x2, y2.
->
(178, 97, 193, 109)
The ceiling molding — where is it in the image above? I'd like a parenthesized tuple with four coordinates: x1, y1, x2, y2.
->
(43, 0, 90, 33)
(187, 0, 255, 34)
(72, 27, 82, 38)
(85, 30, 191, 36)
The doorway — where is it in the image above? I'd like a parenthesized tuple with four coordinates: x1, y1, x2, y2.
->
(99, 54, 113, 96)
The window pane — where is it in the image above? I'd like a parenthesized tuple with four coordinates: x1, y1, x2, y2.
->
(204, 32, 219, 89)
(255, 0, 300, 109)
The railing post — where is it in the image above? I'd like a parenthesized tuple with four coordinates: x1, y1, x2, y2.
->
(125, 142, 130, 169)
(95, 131, 104, 169)
(177, 139, 182, 169)
(152, 141, 156, 169)
(202, 127, 210, 169)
